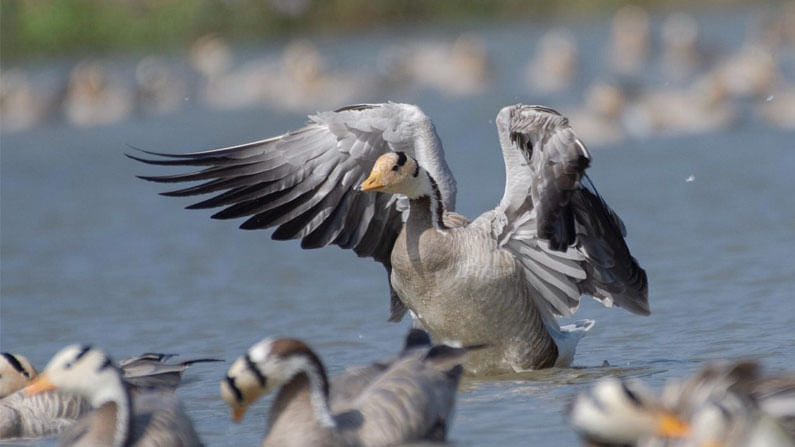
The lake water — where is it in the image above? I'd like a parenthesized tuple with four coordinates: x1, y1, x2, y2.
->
(2, 11, 795, 447)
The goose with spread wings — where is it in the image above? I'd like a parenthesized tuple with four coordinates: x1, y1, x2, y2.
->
(131, 103, 648, 375)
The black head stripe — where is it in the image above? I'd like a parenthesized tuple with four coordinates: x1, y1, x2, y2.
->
(225, 375, 244, 403)
(412, 162, 420, 178)
(98, 356, 113, 372)
(244, 353, 267, 388)
(621, 382, 642, 407)
(2, 353, 29, 378)
(395, 151, 408, 167)
(74, 345, 92, 362)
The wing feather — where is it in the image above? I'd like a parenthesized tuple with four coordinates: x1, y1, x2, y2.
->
(131, 103, 456, 318)
(495, 105, 648, 317)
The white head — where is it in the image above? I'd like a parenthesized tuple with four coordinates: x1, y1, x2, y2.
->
(0, 353, 38, 398)
(568, 376, 689, 444)
(25, 344, 124, 407)
(220, 338, 332, 425)
(359, 151, 433, 200)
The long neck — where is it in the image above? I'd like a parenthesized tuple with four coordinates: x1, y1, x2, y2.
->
(90, 375, 133, 447)
(408, 172, 448, 231)
(270, 371, 335, 432)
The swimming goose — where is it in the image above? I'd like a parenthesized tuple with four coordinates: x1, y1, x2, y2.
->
(568, 361, 795, 447)
(567, 376, 689, 446)
(1, 351, 214, 440)
(25, 345, 203, 447)
(131, 103, 648, 374)
(220, 330, 466, 447)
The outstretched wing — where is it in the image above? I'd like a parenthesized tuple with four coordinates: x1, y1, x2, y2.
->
(494, 104, 648, 318)
(130, 103, 457, 318)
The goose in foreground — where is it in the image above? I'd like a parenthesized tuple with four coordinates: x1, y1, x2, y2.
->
(220, 329, 466, 447)
(567, 361, 795, 447)
(10, 347, 205, 445)
(132, 103, 648, 374)
(567, 376, 690, 446)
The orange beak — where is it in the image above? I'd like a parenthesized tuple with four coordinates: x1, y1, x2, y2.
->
(25, 373, 56, 396)
(230, 404, 247, 423)
(657, 411, 690, 438)
(359, 172, 385, 192)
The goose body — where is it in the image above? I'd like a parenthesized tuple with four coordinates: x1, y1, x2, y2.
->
(21, 346, 203, 446)
(221, 329, 465, 447)
(133, 102, 648, 374)
(1, 351, 215, 440)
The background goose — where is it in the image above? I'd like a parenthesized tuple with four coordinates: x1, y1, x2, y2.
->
(220, 329, 466, 447)
(568, 361, 795, 447)
(2, 349, 211, 442)
(132, 102, 648, 374)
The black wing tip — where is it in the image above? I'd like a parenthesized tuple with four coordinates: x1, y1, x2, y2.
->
(404, 329, 432, 350)
(180, 358, 224, 365)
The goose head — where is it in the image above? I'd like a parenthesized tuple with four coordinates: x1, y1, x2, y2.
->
(25, 344, 123, 407)
(359, 151, 432, 199)
(221, 338, 331, 424)
(0, 353, 37, 398)
(568, 376, 690, 445)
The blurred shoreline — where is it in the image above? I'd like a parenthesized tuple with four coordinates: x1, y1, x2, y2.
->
(0, 0, 778, 62)
(1, 2, 793, 139)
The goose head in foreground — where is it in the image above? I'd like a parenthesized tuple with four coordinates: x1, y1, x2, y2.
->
(0, 353, 37, 398)
(133, 102, 648, 375)
(568, 376, 690, 446)
(25, 345, 202, 447)
(569, 361, 795, 447)
(221, 331, 467, 447)
(221, 338, 331, 425)
(26, 345, 123, 408)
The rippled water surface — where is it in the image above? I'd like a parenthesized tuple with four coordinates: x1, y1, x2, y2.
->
(2, 15, 795, 447)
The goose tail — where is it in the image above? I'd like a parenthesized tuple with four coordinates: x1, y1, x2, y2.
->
(548, 319, 595, 367)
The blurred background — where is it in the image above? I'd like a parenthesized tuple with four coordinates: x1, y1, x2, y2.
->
(2, 0, 794, 135)
(2, 1, 794, 446)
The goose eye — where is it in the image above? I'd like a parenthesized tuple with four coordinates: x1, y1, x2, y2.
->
(64, 361, 74, 369)
(392, 165, 400, 172)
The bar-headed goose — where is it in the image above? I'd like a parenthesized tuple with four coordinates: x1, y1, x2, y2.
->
(132, 103, 648, 374)
(568, 361, 795, 447)
(567, 376, 689, 446)
(0, 353, 38, 398)
(1, 351, 217, 440)
(220, 330, 466, 447)
(24, 345, 203, 447)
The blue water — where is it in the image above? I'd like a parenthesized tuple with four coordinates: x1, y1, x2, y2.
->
(2, 10, 795, 446)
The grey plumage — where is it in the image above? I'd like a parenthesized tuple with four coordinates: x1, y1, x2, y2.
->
(0, 352, 212, 441)
(568, 361, 795, 447)
(25, 345, 204, 447)
(221, 329, 466, 447)
(133, 102, 648, 373)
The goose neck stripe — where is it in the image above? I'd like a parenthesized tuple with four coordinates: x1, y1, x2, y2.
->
(244, 353, 267, 388)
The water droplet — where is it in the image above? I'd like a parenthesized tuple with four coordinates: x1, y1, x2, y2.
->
(686, 175, 695, 183)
